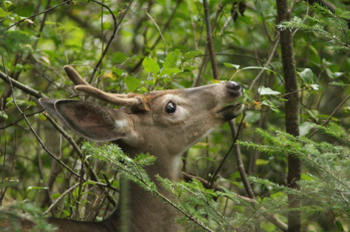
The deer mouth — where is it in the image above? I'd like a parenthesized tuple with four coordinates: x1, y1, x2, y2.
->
(218, 101, 243, 121)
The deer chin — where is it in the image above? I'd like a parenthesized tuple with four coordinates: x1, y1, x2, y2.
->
(218, 102, 244, 121)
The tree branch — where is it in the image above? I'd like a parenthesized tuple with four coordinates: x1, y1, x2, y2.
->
(276, 1, 301, 231)
(202, 0, 219, 80)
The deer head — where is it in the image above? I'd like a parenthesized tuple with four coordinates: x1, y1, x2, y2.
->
(38, 65, 243, 231)
(39, 65, 242, 161)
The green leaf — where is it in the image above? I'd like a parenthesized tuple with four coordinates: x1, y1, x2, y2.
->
(298, 68, 315, 84)
(51, 193, 62, 199)
(0, 111, 8, 120)
(27, 186, 48, 191)
(124, 76, 141, 92)
(258, 86, 281, 95)
(0, 7, 8, 17)
(83, 181, 97, 187)
(224, 63, 240, 70)
(3, 0, 13, 9)
(310, 84, 319, 91)
(241, 66, 279, 76)
(35, 113, 47, 121)
(159, 68, 181, 77)
(112, 51, 129, 63)
(261, 99, 279, 112)
(184, 51, 202, 60)
(256, 159, 269, 166)
(299, 122, 316, 136)
(164, 49, 181, 69)
(142, 57, 160, 74)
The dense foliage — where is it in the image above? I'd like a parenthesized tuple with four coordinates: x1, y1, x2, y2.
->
(1, 0, 350, 231)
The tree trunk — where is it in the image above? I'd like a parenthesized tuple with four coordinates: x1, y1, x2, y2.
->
(276, 0, 301, 231)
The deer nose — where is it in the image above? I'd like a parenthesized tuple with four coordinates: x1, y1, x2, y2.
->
(226, 81, 243, 95)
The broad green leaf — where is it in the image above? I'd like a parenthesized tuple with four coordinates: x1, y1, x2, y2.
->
(261, 99, 279, 111)
(310, 84, 319, 91)
(83, 181, 97, 187)
(299, 122, 316, 136)
(35, 113, 46, 121)
(110, 67, 124, 77)
(124, 76, 141, 92)
(224, 63, 240, 69)
(3, 0, 13, 9)
(142, 57, 160, 74)
(164, 50, 181, 69)
(27, 186, 48, 191)
(326, 68, 343, 79)
(241, 66, 279, 76)
(184, 50, 202, 60)
(258, 86, 281, 95)
(256, 159, 269, 166)
(159, 68, 181, 77)
(112, 51, 129, 63)
(0, 7, 8, 17)
(244, 111, 260, 124)
(298, 68, 314, 84)
(0, 111, 8, 120)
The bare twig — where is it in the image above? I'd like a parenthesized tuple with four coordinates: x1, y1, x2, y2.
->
(131, 0, 182, 73)
(0, 70, 47, 99)
(0, 110, 44, 129)
(6, 0, 72, 30)
(0, 67, 118, 206)
(187, 0, 198, 50)
(220, 15, 232, 36)
(308, 92, 350, 138)
(89, 0, 126, 83)
(45, 183, 80, 214)
(229, 120, 254, 198)
(1, 58, 80, 178)
(146, 12, 167, 57)
(150, 0, 183, 51)
(249, 38, 280, 91)
(202, 0, 219, 80)
(44, 115, 118, 206)
(183, 172, 256, 203)
(210, 113, 246, 187)
(193, 47, 210, 87)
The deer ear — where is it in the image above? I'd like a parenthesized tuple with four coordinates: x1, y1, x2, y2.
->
(39, 99, 125, 142)
(39, 98, 72, 129)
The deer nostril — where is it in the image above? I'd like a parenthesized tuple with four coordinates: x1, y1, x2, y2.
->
(226, 81, 242, 92)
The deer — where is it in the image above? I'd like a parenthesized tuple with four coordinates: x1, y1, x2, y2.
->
(9, 65, 243, 231)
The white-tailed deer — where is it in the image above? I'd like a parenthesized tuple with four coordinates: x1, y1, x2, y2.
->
(16, 65, 243, 231)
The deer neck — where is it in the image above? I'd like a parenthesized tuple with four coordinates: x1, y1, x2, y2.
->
(104, 143, 184, 231)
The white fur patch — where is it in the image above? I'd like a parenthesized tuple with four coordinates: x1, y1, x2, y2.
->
(115, 119, 128, 130)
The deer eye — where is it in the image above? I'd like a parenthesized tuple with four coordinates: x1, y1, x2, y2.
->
(165, 101, 176, 114)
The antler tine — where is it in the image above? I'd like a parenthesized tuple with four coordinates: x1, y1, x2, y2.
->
(63, 65, 148, 110)
(75, 85, 146, 107)
(64, 65, 89, 86)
